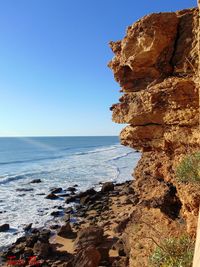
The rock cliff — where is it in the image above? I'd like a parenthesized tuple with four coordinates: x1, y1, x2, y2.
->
(109, 8, 200, 266)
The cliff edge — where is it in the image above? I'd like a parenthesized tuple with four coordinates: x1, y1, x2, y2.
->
(109, 8, 200, 266)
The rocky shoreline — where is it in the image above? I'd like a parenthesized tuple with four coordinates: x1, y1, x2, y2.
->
(0, 180, 138, 267)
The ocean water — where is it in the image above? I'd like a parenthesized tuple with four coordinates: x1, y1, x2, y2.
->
(0, 136, 140, 248)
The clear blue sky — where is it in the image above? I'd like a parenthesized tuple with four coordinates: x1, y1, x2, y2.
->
(0, 0, 197, 136)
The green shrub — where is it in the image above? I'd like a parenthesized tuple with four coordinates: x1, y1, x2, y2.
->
(149, 236, 195, 267)
(176, 152, 200, 183)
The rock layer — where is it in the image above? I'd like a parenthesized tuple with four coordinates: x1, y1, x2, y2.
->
(109, 7, 200, 266)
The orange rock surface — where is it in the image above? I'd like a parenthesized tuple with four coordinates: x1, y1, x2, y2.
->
(109, 8, 200, 266)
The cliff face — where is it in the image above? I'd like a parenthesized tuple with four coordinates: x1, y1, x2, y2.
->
(109, 8, 200, 266)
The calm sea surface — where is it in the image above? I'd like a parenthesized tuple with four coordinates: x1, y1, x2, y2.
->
(0, 136, 140, 248)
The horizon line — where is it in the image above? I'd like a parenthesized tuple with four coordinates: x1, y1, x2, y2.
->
(0, 135, 119, 138)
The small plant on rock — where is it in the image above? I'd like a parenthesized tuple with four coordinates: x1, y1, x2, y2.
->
(176, 152, 200, 183)
(149, 235, 195, 267)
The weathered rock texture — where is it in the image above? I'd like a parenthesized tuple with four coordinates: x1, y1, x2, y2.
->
(109, 8, 200, 267)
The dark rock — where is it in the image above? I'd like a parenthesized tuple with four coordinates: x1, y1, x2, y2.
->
(16, 188, 33, 192)
(26, 234, 38, 247)
(15, 236, 27, 244)
(73, 246, 101, 267)
(50, 224, 60, 230)
(30, 228, 40, 234)
(97, 245, 110, 262)
(101, 182, 114, 193)
(24, 223, 32, 231)
(33, 241, 51, 258)
(74, 226, 104, 250)
(127, 187, 135, 194)
(114, 217, 130, 233)
(51, 187, 62, 194)
(45, 193, 59, 200)
(65, 195, 77, 204)
(57, 222, 75, 238)
(51, 211, 61, 217)
(77, 188, 97, 198)
(54, 205, 63, 210)
(90, 192, 102, 201)
(0, 223, 9, 232)
(80, 195, 91, 205)
(113, 239, 127, 257)
(67, 187, 77, 193)
(30, 179, 42, 184)
(38, 229, 51, 242)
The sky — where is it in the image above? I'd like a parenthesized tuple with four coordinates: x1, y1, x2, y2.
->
(0, 0, 197, 137)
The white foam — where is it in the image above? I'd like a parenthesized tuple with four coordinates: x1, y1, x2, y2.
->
(0, 144, 141, 248)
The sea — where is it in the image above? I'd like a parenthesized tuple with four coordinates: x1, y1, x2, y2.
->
(0, 136, 140, 249)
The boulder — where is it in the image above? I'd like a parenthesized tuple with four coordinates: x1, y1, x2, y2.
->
(33, 241, 51, 258)
(26, 234, 38, 248)
(73, 246, 101, 267)
(51, 187, 62, 194)
(65, 195, 77, 204)
(114, 217, 130, 233)
(38, 229, 51, 242)
(16, 188, 33, 192)
(80, 195, 91, 205)
(67, 187, 77, 193)
(101, 182, 114, 193)
(77, 188, 97, 198)
(24, 223, 32, 231)
(57, 222, 75, 238)
(30, 179, 42, 183)
(74, 226, 104, 250)
(51, 211, 61, 217)
(45, 193, 59, 200)
(0, 223, 9, 232)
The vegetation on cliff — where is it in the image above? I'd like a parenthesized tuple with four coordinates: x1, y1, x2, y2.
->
(176, 152, 200, 183)
(149, 236, 195, 267)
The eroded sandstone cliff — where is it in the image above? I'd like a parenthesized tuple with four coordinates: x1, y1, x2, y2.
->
(109, 8, 200, 266)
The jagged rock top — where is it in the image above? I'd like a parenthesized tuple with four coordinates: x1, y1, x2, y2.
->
(109, 8, 198, 93)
